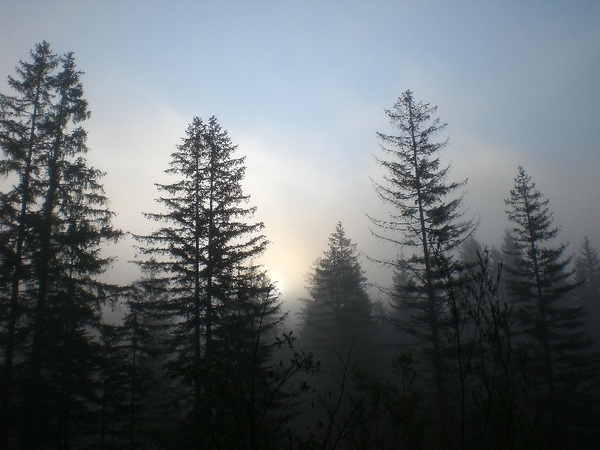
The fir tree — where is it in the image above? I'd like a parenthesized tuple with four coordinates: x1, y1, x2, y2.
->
(134, 116, 282, 446)
(370, 90, 475, 433)
(0, 41, 59, 447)
(300, 222, 376, 375)
(504, 166, 598, 447)
(0, 43, 121, 447)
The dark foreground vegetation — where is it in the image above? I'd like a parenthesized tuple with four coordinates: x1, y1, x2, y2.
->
(1, 42, 599, 449)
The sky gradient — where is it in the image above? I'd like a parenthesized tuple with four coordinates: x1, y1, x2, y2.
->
(1, 1, 599, 305)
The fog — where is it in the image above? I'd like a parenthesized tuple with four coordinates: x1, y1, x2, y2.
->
(2, 3, 600, 448)
(2, 2, 598, 308)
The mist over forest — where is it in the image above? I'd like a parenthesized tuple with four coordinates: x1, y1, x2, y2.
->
(2, 2, 600, 449)
(1, 38, 600, 449)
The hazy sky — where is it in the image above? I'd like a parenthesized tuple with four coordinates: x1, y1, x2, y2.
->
(1, 1, 599, 305)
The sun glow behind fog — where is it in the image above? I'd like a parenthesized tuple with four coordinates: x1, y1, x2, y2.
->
(267, 268, 288, 298)
(237, 121, 387, 304)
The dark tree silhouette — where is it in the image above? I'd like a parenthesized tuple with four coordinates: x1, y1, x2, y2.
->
(0, 41, 59, 447)
(0, 42, 122, 448)
(134, 116, 285, 447)
(504, 166, 598, 447)
(370, 90, 475, 434)
(300, 222, 376, 376)
(97, 323, 131, 448)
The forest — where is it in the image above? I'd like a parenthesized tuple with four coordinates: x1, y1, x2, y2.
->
(1, 42, 599, 450)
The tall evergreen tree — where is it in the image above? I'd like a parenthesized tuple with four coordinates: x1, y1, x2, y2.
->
(28, 50, 122, 449)
(134, 116, 282, 446)
(300, 222, 376, 375)
(0, 41, 59, 447)
(370, 90, 475, 432)
(504, 166, 598, 447)
(0, 43, 122, 447)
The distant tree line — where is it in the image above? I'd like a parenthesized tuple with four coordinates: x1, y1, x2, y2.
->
(1, 42, 599, 449)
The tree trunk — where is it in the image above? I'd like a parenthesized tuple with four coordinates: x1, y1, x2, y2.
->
(408, 101, 446, 433)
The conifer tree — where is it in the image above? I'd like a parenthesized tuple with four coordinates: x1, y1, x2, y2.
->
(300, 222, 376, 375)
(370, 90, 474, 431)
(0, 43, 121, 447)
(504, 166, 598, 446)
(297, 223, 378, 447)
(0, 41, 59, 446)
(134, 116, 282, 446)
(29, 51, 121, 449)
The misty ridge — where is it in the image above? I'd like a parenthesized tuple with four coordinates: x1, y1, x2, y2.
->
(1, 41, 599, 450)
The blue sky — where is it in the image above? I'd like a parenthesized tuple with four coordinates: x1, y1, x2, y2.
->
(1, 1, 599, 303)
